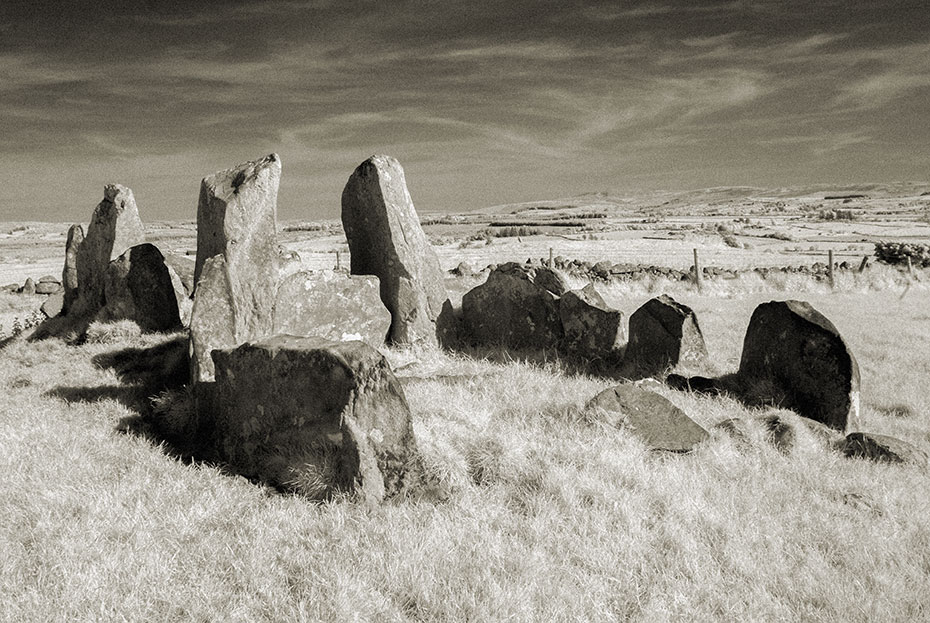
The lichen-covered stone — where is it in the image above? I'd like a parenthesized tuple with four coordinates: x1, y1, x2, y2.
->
(585, 383, 708, 452)
(341, 155, 449, 345)
(73, 185, 146, 316)
(738, 300, 860, 431)
(190, 154, 281, 381)
(622, 294, 707, 378)
(461, 262, 564, 350)
(210, 335, 422, 502)
(272, 270, 390, 348)
(559, 283, 624, 356)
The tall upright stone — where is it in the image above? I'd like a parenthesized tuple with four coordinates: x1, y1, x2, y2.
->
(621, 294, 707, 379)
(61, 224, 84, 314)
(72, 185, 146, 316)
(738, 300, 860, 431)
(190, 154, 281, 382)
(341, 155, 449, 345)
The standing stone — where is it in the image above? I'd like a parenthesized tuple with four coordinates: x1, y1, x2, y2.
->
(73, 185, 146, 316)
(738, 300, 860, 431)
(100, 243, 190, 332)
(584, 383, 709, 452)
(210, 335, 422, 503)
(272, 270, 391, 348)
(21, 278, 35, 295)
(559, 283, 625, 357)
(62, 224, 84, 314)
(190, 154, 281, 382)
(461, 262, 564, 350)
(341, 155, 449, 345)
(622, 294, 707, 378)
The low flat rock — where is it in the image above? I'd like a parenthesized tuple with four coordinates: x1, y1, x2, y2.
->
(622, 294, 707, 378)
(585, 384, 709, 452)
(559, 283, 624, 357)
(35, 282, 62, 295)
(738, 300, 860, 431)
(836, 432, 928, 467)
(461, 262, 564, 350)
(272, 270, 390, 348)
(210, 335, 422, 502)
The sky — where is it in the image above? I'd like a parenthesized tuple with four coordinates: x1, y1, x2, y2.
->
(1, 0, 929, 222)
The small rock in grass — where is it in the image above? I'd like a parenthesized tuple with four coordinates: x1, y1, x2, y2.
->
(836, 432, 928, 468)
(584, 383, 709, 452)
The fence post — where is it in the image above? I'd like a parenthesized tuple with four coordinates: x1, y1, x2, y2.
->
(549, 247, 553, 268)
(828, 250, 834, 289)
(858, 255, 869, 273)
(693, 248, 702, 291)
(336, 250, 341, 270)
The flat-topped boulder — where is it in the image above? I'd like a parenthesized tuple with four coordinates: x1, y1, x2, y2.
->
(585, 384, 708, 452)
(210, 335, 422, 502)
(559, 283, 624, 357)
(622, 294, 707, 378)
(100, 243, 190, 332)
(273, 270, 390, 348)
(190, 154, 281, 382)
(461, 262, 565, 350)
(738, 300, 860, 431)
(341, 155, 449, 345)
(72, 185, 146, 316)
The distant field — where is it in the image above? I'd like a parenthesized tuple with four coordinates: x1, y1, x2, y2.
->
(1, 187, 929, 620)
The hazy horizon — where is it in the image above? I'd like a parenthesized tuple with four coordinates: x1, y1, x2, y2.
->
(2, 0, 929, 222)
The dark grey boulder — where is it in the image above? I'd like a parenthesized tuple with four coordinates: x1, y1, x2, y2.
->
(209, 335, 422, 502)
(836, 432, 927, 467)
(100, 243, 189, 332)
(584, 383, 708, 452)
(738, 300, 860, 431)
(559, 283, 624, 357)
(622, 294, 707, 378)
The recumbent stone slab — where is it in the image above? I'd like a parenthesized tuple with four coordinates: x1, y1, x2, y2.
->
(341, 154, 449, 345)
(272, 270, 390, 348)
(738, 300, 860, 431)
(585, 383, 709, 452)
(210, 335, 422, 502)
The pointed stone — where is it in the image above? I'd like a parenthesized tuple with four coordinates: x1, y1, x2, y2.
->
(461, 262, 563, 350)
(738, 300, 860, 431)
(99, 243, 190, 332)
(190, 154, 281, 381)
(62, 224, 84, 314)
(72, 185, 146, 316)
(341, 155, 449, 345)
(622, 294, 707, 378)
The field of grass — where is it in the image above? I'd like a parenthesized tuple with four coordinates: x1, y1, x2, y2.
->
(2, 279, 929, 621)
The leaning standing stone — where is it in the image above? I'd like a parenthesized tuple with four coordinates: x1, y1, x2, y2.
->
(622, 294, 707, 378)
(73, 185, 146, 316)
(62, 224, 84, 314)
(210, 335, 422, 503)
(190, 154, 281, 381)
(738, 300, 860, 431)
(100, 243, 189, 332)
(341, 155, 449, 345)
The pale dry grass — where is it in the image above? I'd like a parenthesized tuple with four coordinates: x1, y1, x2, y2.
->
(1, 290, 929, 621)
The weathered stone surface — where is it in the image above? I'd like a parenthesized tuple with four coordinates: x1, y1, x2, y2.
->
(559, 283, 624, 356)
(190, 256, 237, 382)
(73, 185, 146, 316)
(62, 224, 84, 314)
(41, 292, 64, 318)
(38, 275, 58, 284)
(836, 432, 928, 467)
(341, 155, 449, 345)
(585, 384, 709, 451)
(738, 300, 860, 431)
(164, 253, 195, 295)
(210, 335, 421, 502)
(100, 243, 189, 332)
(34, 282, 61, 295)
(272, 270, 390, 348)
(622, 294, 707, 378)
(461, 262, 563, 350)
(190, 154, 281, 381)
(21, 278, 35, 295)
